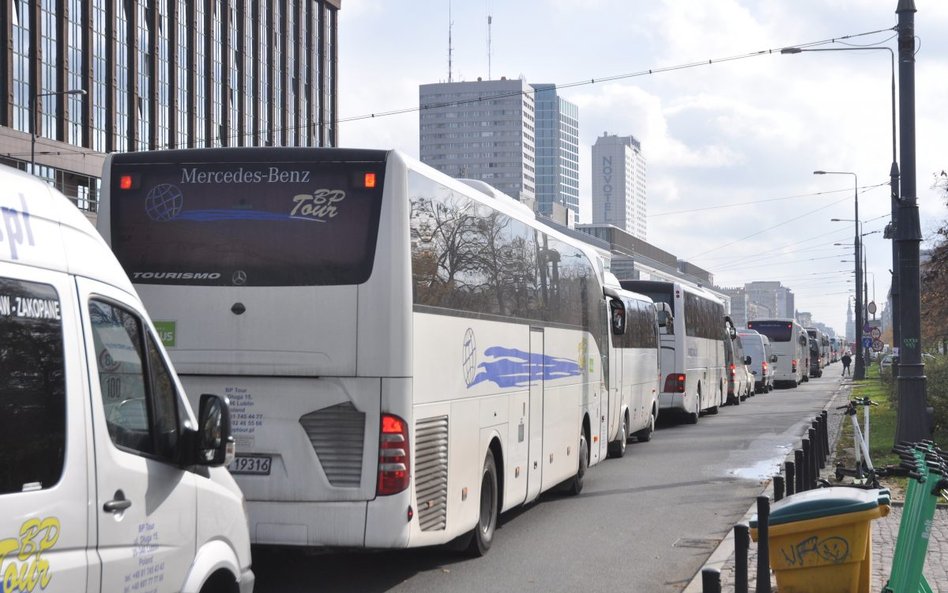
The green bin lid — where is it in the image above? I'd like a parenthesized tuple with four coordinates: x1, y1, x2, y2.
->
(750, 487, 890, 527)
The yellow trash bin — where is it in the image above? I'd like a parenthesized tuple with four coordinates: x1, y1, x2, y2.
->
(750, 487, 890, 593)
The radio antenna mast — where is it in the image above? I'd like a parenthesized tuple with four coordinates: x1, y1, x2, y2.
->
(487, 11, 492, 80)
(448, 0, 454, 82)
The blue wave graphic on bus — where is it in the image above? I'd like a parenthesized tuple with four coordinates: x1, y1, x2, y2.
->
(468, 346, 582, 388)
(174, 209, 298, 222)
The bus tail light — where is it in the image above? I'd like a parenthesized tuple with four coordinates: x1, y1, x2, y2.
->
(377, 414, 410, 496)
(762, 361, 769, 374)
(791, 359, 798, 372)
(729, 363, 736, 377)
(663, 373, 686, 393)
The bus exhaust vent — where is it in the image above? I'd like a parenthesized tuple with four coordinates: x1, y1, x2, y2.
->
(415, 415, 449, 532)
(300, 402, 365, 488)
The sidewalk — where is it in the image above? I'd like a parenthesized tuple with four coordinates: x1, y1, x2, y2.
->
(684, 380, 948, 592)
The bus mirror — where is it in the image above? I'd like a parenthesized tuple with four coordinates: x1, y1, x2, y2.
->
(654, 303, 672, 328)
(611, 300, 626, 336)
(744, 355, 752, 365)
(196, 393, 234, 467)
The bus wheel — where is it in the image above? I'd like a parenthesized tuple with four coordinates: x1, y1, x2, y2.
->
(686, 395, 700, 425)
(565, 431, 588, 495)
(635, 409, 656, 442)
(608, 414, 628, 458)
(466, 451, 498, 556)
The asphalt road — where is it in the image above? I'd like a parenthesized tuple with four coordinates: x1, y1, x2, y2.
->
(252, 368, 844, 593)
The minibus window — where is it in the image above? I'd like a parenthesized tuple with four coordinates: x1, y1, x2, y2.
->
(0, 277, 66, 495)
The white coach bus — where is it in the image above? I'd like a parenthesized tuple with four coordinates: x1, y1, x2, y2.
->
(602, 283, 662, 455)
(619, 280, 726, 423)
(99, 147, 623, 555)
(746, 319, 809, 388)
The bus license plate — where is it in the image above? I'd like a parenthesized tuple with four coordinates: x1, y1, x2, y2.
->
(228, 455, 272, 475)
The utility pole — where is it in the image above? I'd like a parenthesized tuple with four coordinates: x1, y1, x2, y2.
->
(894, 0, 930, 443)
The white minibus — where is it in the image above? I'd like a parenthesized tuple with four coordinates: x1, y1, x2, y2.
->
(0, 165, 253, 593)
(745, 319, 809, 388)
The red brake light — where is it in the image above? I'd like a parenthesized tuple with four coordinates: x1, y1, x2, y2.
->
(792, 359, 798, 372)
(364, 172, 377, 188)
(762, 362, 769, 372)
(378, 414, 410, 496)
(119, 175, 134, 190)
(663, 373, 686, 393)
(729, 363, 736, 377)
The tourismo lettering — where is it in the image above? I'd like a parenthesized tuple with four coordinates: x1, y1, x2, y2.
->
(132, 272, 222, 280)
(0, 194, 36, 261)
(290, 189, 346, 222)
(0, 517, 60, 593)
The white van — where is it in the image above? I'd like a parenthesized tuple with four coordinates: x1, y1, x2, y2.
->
(737, 329, 775, 393)
(0, 165, 254, 593)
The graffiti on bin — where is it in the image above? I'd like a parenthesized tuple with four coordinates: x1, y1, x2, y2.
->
(780, 535, 850, 566)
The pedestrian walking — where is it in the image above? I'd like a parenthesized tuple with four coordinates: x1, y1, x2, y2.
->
(841, 352, 852, 376)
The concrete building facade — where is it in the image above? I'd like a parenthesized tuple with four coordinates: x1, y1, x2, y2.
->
(419, 78, 537, 208)
(591, 133, 647, 240)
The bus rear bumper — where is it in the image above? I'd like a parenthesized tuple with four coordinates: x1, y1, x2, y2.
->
(658, 392, 685, 411)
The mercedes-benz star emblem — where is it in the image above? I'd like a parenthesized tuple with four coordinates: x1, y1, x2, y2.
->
(232, 270, 247, 286)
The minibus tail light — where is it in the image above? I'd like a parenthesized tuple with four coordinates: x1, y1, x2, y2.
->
(791, 359, 798, 372)
(729, 363, 736, 377)
(378, 414, 410, 496)
(663, 373, 686, 393)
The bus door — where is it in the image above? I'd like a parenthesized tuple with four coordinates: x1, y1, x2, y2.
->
(608, 297, 623, 452)
(526, 328, 544, 502)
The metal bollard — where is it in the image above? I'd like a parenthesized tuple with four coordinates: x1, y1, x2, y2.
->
(755, 496, 771, 593)
(812, 420, 825, 468)
(773, 475, 785, 502)
(821, 410, 830, 454)
(701, 567, 721, 593)
(784, 460, 796, 496)
(794, 449, 804, 493)
(735, 523, 750, 593)
(809, 427, 820, 481)
(801, 438, 812, 491)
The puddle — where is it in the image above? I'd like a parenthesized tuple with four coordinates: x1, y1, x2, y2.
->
(727, 443, 795, 481)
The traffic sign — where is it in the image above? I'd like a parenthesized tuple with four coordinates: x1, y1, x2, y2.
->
(870, 327, 882, 339)
(872, 339, 885, 352)
(862, 337, 873, 349)
(868, 301, 878, 315)
(863, 323, 872, 333)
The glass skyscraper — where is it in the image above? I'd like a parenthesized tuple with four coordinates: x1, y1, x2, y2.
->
(0, 0, 340, 212)
(532, 83, 579, 219)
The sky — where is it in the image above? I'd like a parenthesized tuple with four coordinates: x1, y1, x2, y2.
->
(335, 0, 948, 336)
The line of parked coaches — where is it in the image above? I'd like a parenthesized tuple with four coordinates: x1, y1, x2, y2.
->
(723, 322, 838, 405)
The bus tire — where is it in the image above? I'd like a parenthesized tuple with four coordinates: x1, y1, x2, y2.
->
(608, 413, 628, 458)
(686, 395, 700, 425)
(466, 451, 499, 557)
(565, 430, 588, 496)
(635, 409, 656, 442)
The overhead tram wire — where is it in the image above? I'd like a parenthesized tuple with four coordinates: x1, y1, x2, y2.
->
(648, 185, 880, 218)
(332, 27, 897, 127)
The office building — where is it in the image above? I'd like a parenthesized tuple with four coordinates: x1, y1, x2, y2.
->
(532, 83, 579, 219)
(591, 133, 647, 240)
(745, 281, 796, 320)
(419, 78, 536, 208)
(0, 0, 341, 213)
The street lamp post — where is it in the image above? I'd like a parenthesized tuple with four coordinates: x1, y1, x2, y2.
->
(781, 44, 901, 377)
(30, 88, 86, 175)
(818, 171, 864, 379)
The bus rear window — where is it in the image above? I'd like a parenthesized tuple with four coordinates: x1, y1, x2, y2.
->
(746, 321, 792, 342)
(109, 159, 385, 286)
